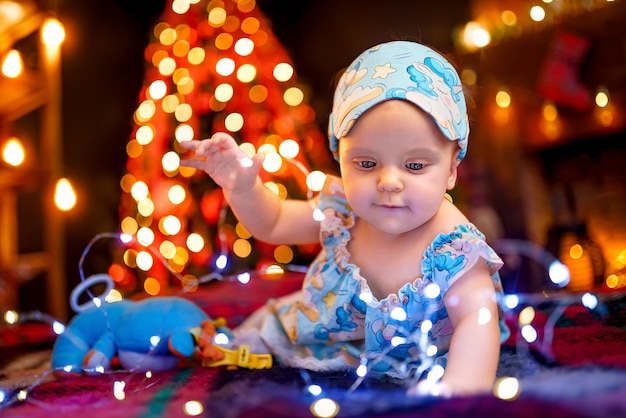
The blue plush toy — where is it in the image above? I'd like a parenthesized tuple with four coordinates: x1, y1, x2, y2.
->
(51, 296, 214, 374)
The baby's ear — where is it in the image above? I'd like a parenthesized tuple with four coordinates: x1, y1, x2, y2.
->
(168, 331, 196, 358)
(447, 157, 460, 190)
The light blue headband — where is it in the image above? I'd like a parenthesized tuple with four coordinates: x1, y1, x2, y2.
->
(328, 41, 469, 161)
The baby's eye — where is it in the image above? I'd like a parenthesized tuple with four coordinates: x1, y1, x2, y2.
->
(356, 160, 376, 169)
(406, 162, 424, 171)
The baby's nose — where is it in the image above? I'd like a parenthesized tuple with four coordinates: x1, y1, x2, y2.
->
(377, 167, 403, 192)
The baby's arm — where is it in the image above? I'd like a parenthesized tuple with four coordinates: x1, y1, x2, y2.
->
(180, 133, 320, 245)
(438, 261, 501, 395)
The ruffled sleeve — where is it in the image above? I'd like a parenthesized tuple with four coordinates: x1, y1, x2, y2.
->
(421, 224, 505, 297)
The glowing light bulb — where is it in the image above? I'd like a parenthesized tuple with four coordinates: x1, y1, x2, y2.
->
(215, 58, 235, 76)
(2, 49, 23, 78)
(310, 398, 339, 418)
(278, 139, 299, 159)
(521, 324, 538, 343)
(4, 310, 19, 325)
(494, 376, 520, 400)
(530, 6, 546, 22)
(273, 62, 294, 82)
(54, 178, 77, 211)
(283, 87, 304, 106)
(42, 18, 65, 47)
(495, 90, 511, 108)
(225, 113, 244, 132)
(306, 170, 327, 192)
(215, 254, 228, 269)
(595, 91, 609, 108)
(2, 137, 25, 166)
(390, 307, 407, 321)
(183, 400, 204, 416)
(463, 21, 491, 48)
(234, 38, 254, 56)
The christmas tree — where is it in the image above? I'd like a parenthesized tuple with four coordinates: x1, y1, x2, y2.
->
(115, 0, 333, 296)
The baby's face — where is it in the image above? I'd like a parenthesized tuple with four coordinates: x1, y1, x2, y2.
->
(338, 100, 459, 236)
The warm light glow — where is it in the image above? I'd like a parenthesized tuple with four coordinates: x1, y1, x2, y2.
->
(2, 137, 25, 166)
(148, 80, 167, 99)
(234, 37, 254, 56)
(168, 184, 186, 204)
(120, 216, 139, 235)
(137, 226, 155, 246)
(606, 274, 619, 289)
(595, 90, 609, 108)
(494, 377, 520, 400)
(162, 215, 182, 235)
(284, 87, 304, 106)
(249, 84, 268, 103)
(233, 238, 252, 258)
(208, 7, 227, 27)
(2, 49, 22, 78)
(131, 181, 149, 201)
(306, 170, 327, 192)
(186, 233, 204, 252)
(214, 83, 234, 102)
(4, 309, 18, 325)
(530, 6, 546, 22)
(172, 0, 191, 15)
(136, 251, 154, 271)
(54, 178, 77, 211)
(542, 102, 558, 121)
(159, 27, 177, 46)
(187, 47, 205, 65)
(278, 139, 299, 159)
(236, 222, 252, 239)
(518, 306, 535, 326)
(225, 112, 244, 132)
(137, 198, 155, 217)
(273, 62, 294, 82)
(175, 103, 192, 122)
(215, 33, 233, 50)
(463, 21, 491, 48)
(162, 94, 181, 113)
(162, 151, 181, 172)
(501, 10, 517, 26)
(460, 68, 477, 86)
(41, 18, 65, 47)
(137, 101, 157, 121)
(159, 240, 176, 259)
(236, 63, 256, 83)
(569, 244, 583, 259)
(144, 277, 161, 295)
(215, 57, 235, 76)
(0, 1, 24, 25)
(159, 57, 177, 76)
(175, 124, 195, 142)
(274, 245, 294, 263)
(310, 398, 340, 418)
(241, 17, 260, 34)
(136, 125, 155, 145)
(183, 400, 204, 416)
(495, 90, 511, 108)
(260, 151, 282, 173)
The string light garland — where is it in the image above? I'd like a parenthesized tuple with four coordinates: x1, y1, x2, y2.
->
(0, 239, 621, 413)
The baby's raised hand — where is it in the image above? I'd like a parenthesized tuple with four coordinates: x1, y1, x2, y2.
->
(180, 132, 264, 193)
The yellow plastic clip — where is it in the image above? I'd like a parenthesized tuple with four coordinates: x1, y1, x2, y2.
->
(201, 344, 273, 369)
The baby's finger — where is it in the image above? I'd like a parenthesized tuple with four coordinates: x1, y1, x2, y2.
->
(179, 158, 204, 170)
(179, 140, 199, 151)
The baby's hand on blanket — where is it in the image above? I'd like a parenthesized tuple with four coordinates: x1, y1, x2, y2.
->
(180, 132, 264, 193)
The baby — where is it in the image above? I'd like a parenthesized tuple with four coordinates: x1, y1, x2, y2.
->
(181, 40, 509, 396)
